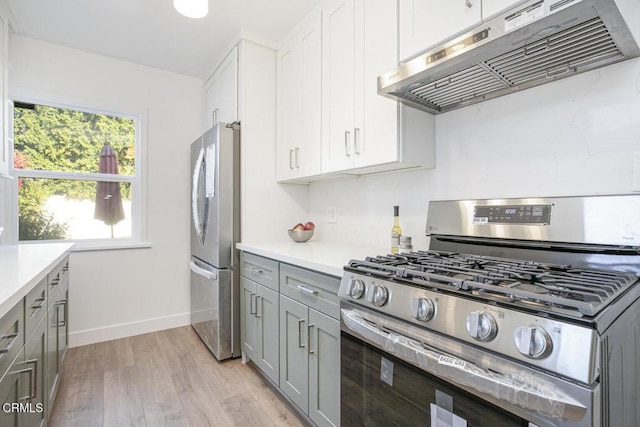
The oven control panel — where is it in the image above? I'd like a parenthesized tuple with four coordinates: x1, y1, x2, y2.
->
(473, 204, 551, 225)
(338, 272, 599, 385)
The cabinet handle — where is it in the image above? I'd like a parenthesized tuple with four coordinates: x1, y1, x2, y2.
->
(354, 128, 361, 155)
(294, 147, 300, 168)
(249, 266, 264, 275)
(296, 285, 318, 296)
(56, 299, 68, 327)
(256, 296, 262, 318)
(26, 359, 38, 398)
(298, 319, 306, 348)
(344, 131, 351, 157)
(249, 293, 256, 315)
(465, 0, 472, 7)
(308, 324, 315, 354)
(0, 333, 19, 354)
(289, 149, 294, 170)
(213, 108, 220, 125)
(15, 367, 34, 401)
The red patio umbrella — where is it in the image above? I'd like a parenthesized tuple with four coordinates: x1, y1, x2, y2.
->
(94, 143, 125, 237)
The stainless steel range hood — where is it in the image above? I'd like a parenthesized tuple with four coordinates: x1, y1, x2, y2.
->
(379, 0, 640, 114)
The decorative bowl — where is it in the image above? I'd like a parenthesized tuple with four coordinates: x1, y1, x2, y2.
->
(288, 229, 314, 243)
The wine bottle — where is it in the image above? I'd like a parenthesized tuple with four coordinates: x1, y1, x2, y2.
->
(391, 205, 402, 254)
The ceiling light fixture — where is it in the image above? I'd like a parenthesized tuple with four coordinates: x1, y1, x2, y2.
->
(174, 0, 208, 19)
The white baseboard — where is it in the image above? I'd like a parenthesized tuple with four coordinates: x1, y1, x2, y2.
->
(69, 312, 191, 347)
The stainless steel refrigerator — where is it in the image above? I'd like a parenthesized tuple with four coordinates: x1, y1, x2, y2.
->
(190, 122, 240, 360)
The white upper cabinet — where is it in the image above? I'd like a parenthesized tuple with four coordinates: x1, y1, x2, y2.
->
(399, 0, 482, 61)
(321, 0, 356, 174)
(204, 47, 238, 129)
(276, 11, 322, 182)
(322, 0, 434, 175)
(0, 13, 8, 177)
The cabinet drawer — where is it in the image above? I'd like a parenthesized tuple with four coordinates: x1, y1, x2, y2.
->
(0, 302, 23, 378)
(280, 264, 340, 319)
(47, 257, 69, 304)
(25, 277, 47, 341)
(240, 253, 279, 292)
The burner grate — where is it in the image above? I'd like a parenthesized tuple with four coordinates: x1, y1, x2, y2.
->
(346, 251, 639, 317)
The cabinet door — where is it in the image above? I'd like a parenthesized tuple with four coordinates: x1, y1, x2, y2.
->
(57, 284, 69, 367)
(240, 276, 258, 361)
(322, 0, 356, 173)
(256, 284, 279, 385)
(308, 309, 340, 427)
(483, 0, 525, 19)
(0, 349, 24, 427)
(22, 317, 46, 427)
(205, 47, 238, 128)
(354, 0, 399, 169)
(277, 34, 302, 181)
(398, 0, 482, 61)
(298, 13, 322, 178)
(279, 295, 309, 412)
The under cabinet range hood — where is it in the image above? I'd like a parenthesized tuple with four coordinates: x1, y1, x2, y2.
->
(379, 0, 640, 114)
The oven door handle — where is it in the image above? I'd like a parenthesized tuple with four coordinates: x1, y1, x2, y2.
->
(341, 308, 588, 422)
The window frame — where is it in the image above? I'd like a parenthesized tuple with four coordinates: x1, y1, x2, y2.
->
(11, 97, 148, 250)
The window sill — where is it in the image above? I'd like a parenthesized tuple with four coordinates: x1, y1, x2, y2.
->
(73, 242, 152, 252)
(18, 240, 152, 252)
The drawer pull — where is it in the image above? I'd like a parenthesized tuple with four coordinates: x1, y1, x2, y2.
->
(0, 333, 19, 354)
(31, 297, 46, 310)
(297, 285, 318, 296)
(249, 267, 264, 274)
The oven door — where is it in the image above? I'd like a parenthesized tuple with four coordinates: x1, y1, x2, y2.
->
(340, 301, 598, 427)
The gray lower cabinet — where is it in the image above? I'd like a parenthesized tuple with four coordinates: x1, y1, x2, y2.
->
(279, 296, 340, 427)
(279, 263, 341, 426)
(240, 276, 279, 384)
(240, 252, 340, 426)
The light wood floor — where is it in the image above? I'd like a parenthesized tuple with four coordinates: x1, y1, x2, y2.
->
(50, 326, 307, 427)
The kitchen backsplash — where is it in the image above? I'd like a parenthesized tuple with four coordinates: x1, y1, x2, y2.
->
(309, 58, 640, 251)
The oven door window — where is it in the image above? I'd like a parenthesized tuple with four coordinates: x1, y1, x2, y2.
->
(342, 332, 529, 426)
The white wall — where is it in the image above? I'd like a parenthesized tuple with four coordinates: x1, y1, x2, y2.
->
(9, 36, 204, 346)
(308, 58, 640, 251)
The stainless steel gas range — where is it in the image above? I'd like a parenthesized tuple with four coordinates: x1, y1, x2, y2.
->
(338, 195, 640, 427)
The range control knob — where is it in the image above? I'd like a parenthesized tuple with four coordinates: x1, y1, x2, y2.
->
(367, 285, 389, 307)
(410, 297, 435, 322)
(514, 326, 553, 359)
(348, 278, 365, 299)
(466, 311, 498, 342)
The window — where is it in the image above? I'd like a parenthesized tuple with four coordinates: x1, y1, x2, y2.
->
(13, 101, 144, 247)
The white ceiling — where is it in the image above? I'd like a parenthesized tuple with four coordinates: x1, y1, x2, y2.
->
(2, 0, 321, 80)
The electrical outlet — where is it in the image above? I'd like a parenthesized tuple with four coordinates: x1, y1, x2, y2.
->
(327, 206, 337, 223)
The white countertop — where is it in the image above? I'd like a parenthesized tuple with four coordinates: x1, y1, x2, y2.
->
(0, 242, 74, 318)
(237, 240, 389, 277)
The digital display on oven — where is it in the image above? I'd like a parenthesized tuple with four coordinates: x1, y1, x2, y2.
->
(473, 205, 551, 225)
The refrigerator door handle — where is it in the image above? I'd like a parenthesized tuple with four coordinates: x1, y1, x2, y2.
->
(190, 261, 218, 280)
